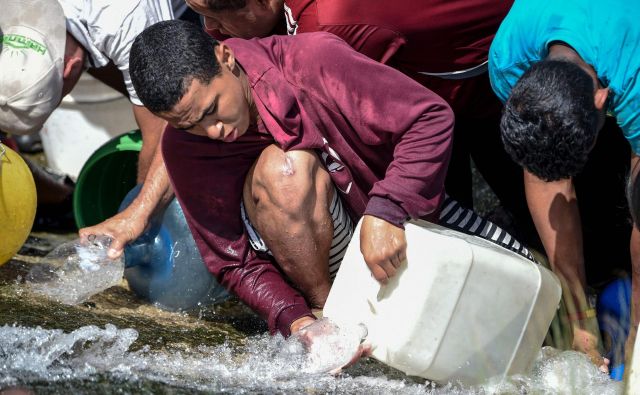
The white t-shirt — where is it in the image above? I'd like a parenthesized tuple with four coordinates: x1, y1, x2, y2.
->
(171, 0, 189, 19)
(58, 0, 175, 105)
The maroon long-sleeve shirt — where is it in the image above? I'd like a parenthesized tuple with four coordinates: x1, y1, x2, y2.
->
(210, 0, 513, 116)
(162, 32, 453, 336)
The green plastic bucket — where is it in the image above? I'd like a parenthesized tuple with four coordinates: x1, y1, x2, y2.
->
(73, 130, 142, 229)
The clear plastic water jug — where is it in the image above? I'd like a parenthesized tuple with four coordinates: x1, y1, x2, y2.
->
(323, 219, 561, 385)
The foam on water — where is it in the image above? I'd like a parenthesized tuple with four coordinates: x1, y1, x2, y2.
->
(0, 324, 623, 394)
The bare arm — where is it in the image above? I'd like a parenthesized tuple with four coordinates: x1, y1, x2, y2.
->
(132, 104, 168, 182)
(524, 169, 606, 369)
(79, 130, 173, 259)
(627, 226, 640, 363)
(626, 154, 640, 363)
(524, 170, 586, 301)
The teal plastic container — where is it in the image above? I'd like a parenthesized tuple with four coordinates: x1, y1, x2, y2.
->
(73, 130, 142, 228)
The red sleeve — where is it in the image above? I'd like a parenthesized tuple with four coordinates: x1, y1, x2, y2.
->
(285, 33, 453, 224)
(162, 127, 313, 337)
(293, 1, 405, 65)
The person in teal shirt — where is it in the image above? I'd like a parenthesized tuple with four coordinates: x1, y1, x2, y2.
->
(489, 0, 640, 373)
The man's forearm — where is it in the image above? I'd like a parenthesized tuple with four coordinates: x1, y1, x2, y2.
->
(524, 171, 588, 310)
(629, 155, 640, 329)
(523, 170, 607, 367)
(630, 228, 640, 327)
(133, 104, 168, 182)
(130, 145, 173, 218)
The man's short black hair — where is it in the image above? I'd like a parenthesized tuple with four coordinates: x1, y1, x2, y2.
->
(500, 59, 599, 181)
(205, 0, 246, 11)
(130, 20, 221, 113)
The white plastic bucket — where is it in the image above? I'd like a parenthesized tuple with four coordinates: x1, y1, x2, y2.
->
(323, 219, 561, 385)
(40, 72, 138, 180)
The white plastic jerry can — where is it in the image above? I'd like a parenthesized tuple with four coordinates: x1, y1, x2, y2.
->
(323, 219, 561, 385)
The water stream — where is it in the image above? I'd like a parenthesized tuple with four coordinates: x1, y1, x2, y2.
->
(0, 233, 625, 394)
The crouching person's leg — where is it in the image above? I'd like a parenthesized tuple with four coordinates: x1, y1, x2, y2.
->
(438, 194, 537, 262)
(243, 145, 340, 308)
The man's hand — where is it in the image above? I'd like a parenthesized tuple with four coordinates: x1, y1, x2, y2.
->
(572, 324, 610, 373)
(290, 317, 370, 374)
(79, 207, 148, 260)
(359, 215, 407, 284)
(79, 137, 174, 260)
(290, 315, 316, 335)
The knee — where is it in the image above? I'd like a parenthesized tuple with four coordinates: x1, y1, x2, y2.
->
(248, 145, 331, 219)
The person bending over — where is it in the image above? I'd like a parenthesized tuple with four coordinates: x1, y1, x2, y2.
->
(0, 0, 180, 184)
(489, 0, 640, 370)
(125, 21, 534, 340)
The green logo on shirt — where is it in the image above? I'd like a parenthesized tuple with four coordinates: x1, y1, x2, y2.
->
(1, 34, 47, 55)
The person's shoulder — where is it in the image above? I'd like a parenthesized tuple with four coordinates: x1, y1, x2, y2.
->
(283, 0, 312, 13)
(234, 33, 349, 62)
(84, 0, 172, 31)
(286, 32, 351, 55)
(296, 31, 344, 43)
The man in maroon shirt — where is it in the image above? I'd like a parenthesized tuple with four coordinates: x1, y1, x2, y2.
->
(186, 0, 528, 222)
(129, 20, 454, 337)
(83, 0, 528, 267)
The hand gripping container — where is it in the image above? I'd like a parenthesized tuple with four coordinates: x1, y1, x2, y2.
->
(323, 219, 561, 385)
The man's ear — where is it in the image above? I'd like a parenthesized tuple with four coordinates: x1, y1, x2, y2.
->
(214, 43, 237, 72)
(61, 55, 85, 96)
(63, 56, 83, 79)
(61, 33, 86, 96)
(594, 87, 609, 111)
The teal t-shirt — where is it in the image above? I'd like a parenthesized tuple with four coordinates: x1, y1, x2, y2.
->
(489, 0, 640, 153)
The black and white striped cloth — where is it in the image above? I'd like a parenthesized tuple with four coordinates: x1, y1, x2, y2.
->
(438, 195, 536, 262)
(241, 192, 536, 277)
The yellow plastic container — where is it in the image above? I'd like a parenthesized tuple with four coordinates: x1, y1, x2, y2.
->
(0, 144, 37, 265)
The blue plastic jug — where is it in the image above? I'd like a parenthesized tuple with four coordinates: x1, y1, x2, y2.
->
(119, 185, 228, 310)
(597, 277, 631, 380)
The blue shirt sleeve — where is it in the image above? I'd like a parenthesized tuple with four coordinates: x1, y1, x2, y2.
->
(613, 79, 640, 155)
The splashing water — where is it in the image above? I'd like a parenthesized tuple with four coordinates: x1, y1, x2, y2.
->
(0, 324, 623, 394)
(0, 324, 428, 394)
(287, 318, 368, 374)
(25, 237, 124, 305)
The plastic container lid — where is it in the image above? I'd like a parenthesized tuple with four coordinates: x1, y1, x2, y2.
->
(73, 130, 142, 228)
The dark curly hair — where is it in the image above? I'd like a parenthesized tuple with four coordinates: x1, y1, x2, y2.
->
(130, 20, 222, 113)
(500, 60, 599, 181)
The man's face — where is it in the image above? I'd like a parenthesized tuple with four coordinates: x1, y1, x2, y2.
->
(185, 0, 281, 38)
(159, 54, 251, 142)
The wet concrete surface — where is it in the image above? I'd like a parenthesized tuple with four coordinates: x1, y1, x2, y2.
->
(1, 232, 266, 351)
